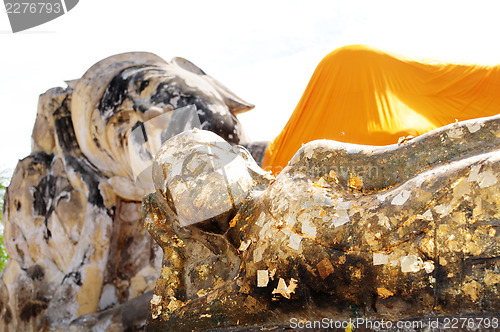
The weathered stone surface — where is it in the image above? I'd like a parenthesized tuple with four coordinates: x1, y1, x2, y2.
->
(145, 115, 499, 331)
(0, 52, 254, 331)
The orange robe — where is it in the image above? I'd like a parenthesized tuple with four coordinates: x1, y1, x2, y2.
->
(262, 45, 500, 174)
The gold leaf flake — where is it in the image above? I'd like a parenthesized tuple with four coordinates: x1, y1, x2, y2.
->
(257, 270, 269, 287)
(391, 190, 411, 206)
(447, 127, 464, 139)
(197, 289, 208, 297)
(435, 204, 453, 217)
(377, 287, 394, 298)
(463, 280, 480, 302)
(317, 258, 334, 279)
(373, 252, 389, 266)
(166, 297, 184, 312)
(151, 305, 162, 320)
(286, 232, 302, 250)
(478, 170, 498, 188)
(466, 122, 481, 133)
(150, 294, 162, 305)
(416, 209, 433, 221)
(466, 166, 498, 188)
(313, 177, 329, 188)
(272, 278, 289, 299)
(238, 239, 251, 251)
(272, 278, 298, 299)
(348, 174, 363, 191)
(329, 170, 339, 183)
(401, 255, 421, 273)
(288, 278, 298, 293)
(253, 244, 265, 262)
(206, 290, 219, 303)
(398, 135, 415, 144)
(484, 271, 500, 286)
(244, 295, 257, 309)
(423, 261, 435, 274)
(238, 281, 251, 294)
(301, 221, 317, 238)
(439, 257, 448, 266)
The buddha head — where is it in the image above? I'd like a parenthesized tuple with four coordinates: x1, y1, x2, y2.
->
(71, 52, 254, 200)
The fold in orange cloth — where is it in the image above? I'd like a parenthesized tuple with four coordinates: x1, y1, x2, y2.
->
(262, 45, 500, 174)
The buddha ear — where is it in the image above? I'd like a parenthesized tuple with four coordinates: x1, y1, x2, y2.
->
(171, 57, 255, 114)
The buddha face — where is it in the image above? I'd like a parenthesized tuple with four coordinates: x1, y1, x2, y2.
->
(71, 53, 253, 199)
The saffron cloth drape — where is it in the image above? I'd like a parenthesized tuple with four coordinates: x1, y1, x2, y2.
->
(262, 45, 500, 174)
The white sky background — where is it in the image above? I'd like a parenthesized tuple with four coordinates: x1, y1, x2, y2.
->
(1, 0, 500, 174)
